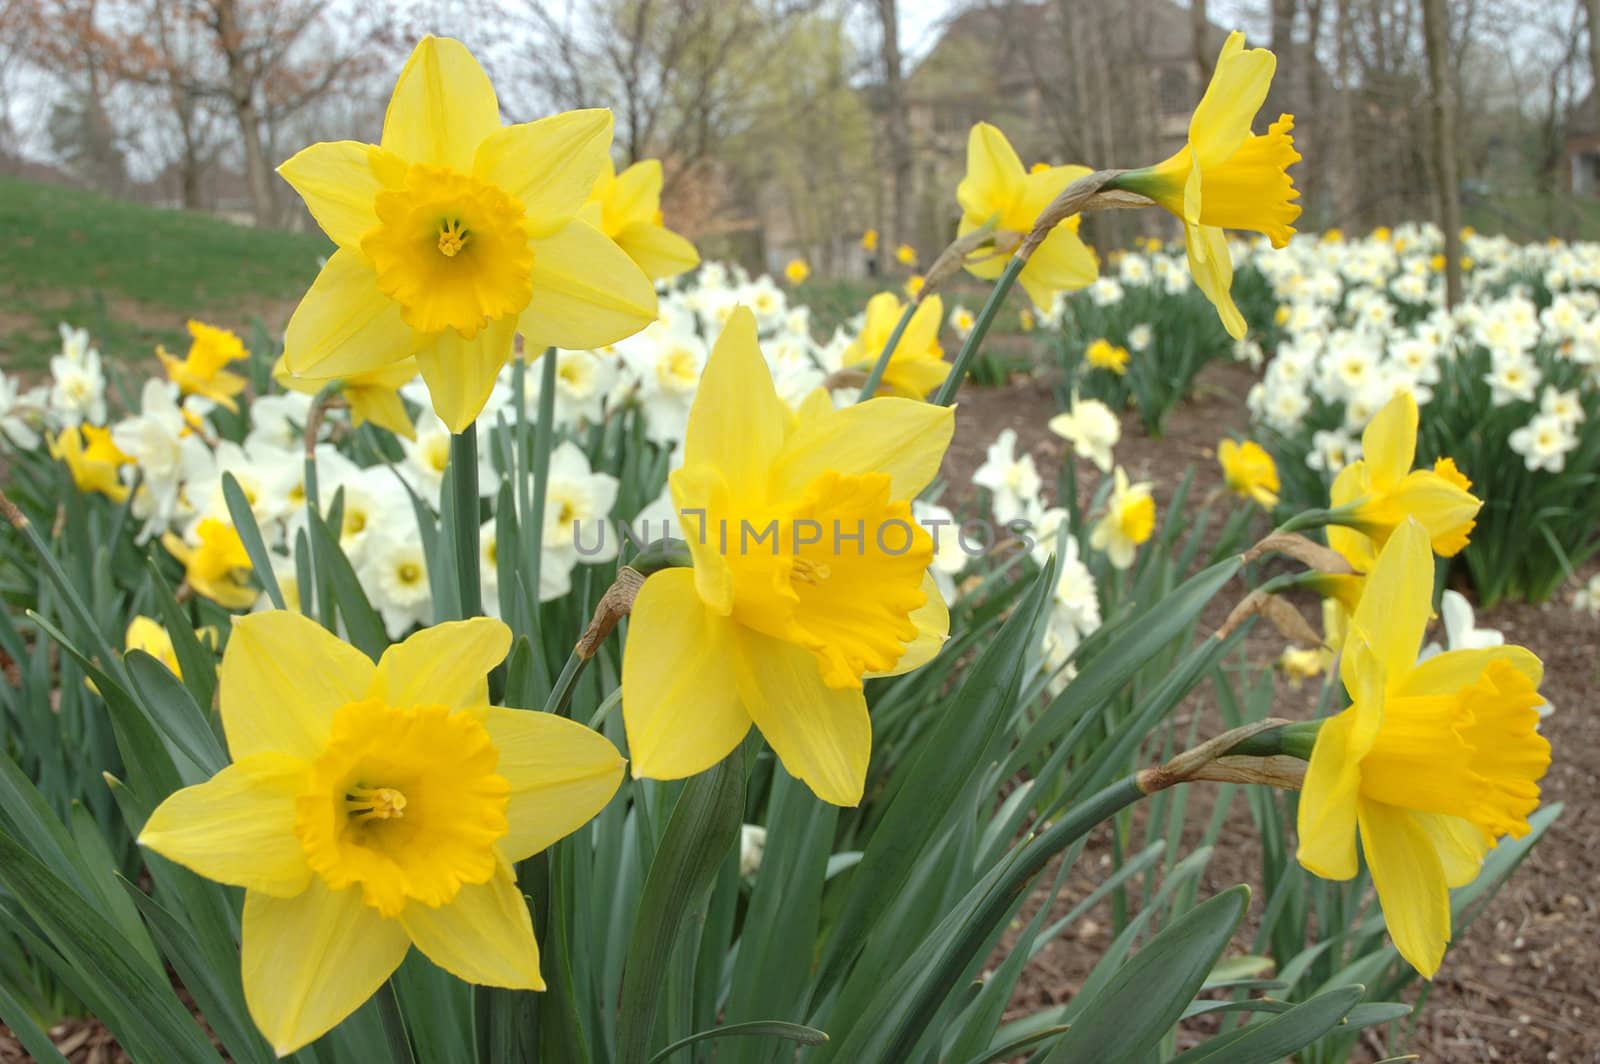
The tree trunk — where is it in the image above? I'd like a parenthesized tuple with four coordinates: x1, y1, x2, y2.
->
(1191, 0, 1212, 82)
(1586, 0, 1600, 138)
(873, 0, 911, 254)
(1421, 0, 1461, 307)
(212, 0, 274, 226)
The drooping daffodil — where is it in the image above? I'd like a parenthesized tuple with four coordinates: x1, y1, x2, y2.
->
(956, 123, 1099, 309)
(840, 292, 949, 399)
(1111, 31, 1301, 338)
(1297, 520, 1549, 977)
(581, 156, 700, 283)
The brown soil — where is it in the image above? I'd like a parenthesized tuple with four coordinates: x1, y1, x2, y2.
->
(946, 360, 1600, 1063)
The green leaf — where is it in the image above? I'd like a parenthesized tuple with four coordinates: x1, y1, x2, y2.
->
(146, 557, 219, 713)
(1167, 984, 1366, 1064)
(0, 826, 221, 1063)
(223, 471, 285, 611)
(125, 648, 227, 778)
(306, 507, 387, 659)
(0, 981, 70, 1064)
(615, 752, 746, 1064)
(1040, 885, 1250, 1063)
(645, 1020, 829, 1064)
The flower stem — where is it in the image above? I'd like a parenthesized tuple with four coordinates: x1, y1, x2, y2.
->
(526, 347, 559, 633)
(932, 255, 1025, 407)
(856, 299, 917, 402)
(450, 425, 482, 619)
(543, 648, 585, 717)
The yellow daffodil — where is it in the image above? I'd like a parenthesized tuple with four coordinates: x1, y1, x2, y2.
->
(861, 228, 879, 251)
(840, 292, 948, 399)
(1085, 338, 1129, 376)
(784, 258, 811, 285)
(139, 612, 624, 1054)
(1089, 467, 1155, 570)
(1218, 438, 1280, 508)
(894, 243, 917, 266)
(1297, 520, 1549, 977)
(1372, 225, 1392, 243)
(1111, 32, 1301, 339)
(1018, 308, 1036, 332)
(125, 615, 217, 679)
(274, 355, 420, 440)
(48, 424, 130, 502)
(1327, 393, 1480, 572)
(276, 36, 657, 432)
(581, 157, 700, 282)
(904, 273, 924, 298)
(157, 320, 250, 412)
(1277, 646, 1324, 686)
(160, 518, 257, 609)
(622, 308, 953, 806)
(957, 123, 1098, 309)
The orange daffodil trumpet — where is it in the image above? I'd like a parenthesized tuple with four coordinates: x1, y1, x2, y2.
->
(1112, 31, 1302, 339)
(138, 612, 624, 1054)
(840, 292, 949, 399)
(622, 308, 953, 806)
(957, 123, 1098, 309)
(276, 36, 658, 433)
(1297, 520, 1549, 977)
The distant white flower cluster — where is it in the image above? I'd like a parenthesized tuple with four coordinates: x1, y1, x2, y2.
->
(1, 264, 959, 640)
(1241, 224, 1597, 477)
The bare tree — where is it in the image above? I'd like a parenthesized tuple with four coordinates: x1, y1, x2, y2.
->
(1421, 0, 1461, 304)
(871, 0, 912, 252)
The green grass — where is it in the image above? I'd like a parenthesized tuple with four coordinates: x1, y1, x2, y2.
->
(0, 178, 330, 369)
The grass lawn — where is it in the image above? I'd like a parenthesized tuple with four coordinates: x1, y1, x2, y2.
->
(0, 178, 330, 370)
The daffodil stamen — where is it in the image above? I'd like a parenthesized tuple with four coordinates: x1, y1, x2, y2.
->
(345, 784, 408, 823)
(436, 218, 469, 257)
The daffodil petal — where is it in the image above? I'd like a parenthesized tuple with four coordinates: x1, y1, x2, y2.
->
(1189, 32, 1275, 168)
(371, 618, 511, 711)
(1018, 224, 1099, 308)
(1361, 393, 1419, 491)
(957, 122, 1025, 222)
(242, 882, 410, 1056)
(1358, 800, 1451, 978)
(607, 159, 659, 224)
(1350, 519, 1433, 686)
(349, 385, 417, 439)
(683, 307, 789, 498)
(221, 611, 374, 761)
(138, 753, 312, 897)
(730, 626, 870, 807)
(1295, 709, 1363, 880)
(517, 220, 658, 352)
(381, 36, 501, 171)
(399, 858, 542, 989)
(774, 399, 954, 500)
(415, 314, 518, 433)
(1184, 222, 1245, 339)
(668, 463, 737, 615)
(276, 141, 385, 249)
(1413, 811, 1491, 888)
(282, 248, 414, 379)
(622, 569, 751, 781)
(1397, 645, 1543, 698)
(867, 573, 948, 677)
(613, 221, 701, 282)
(474, 109, 611, 238)
(482, 707, 626, 862)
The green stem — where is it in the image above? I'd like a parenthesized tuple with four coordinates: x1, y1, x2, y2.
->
(856, 299, 917, 402)
(1221, 720, 1321, 760)
(375, 979, 417, 1064)
(543, 649, 585, 718)
(526, 347, 559, 633)
(451, 425, 483, 619)
(932, 255, 1025, 407)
